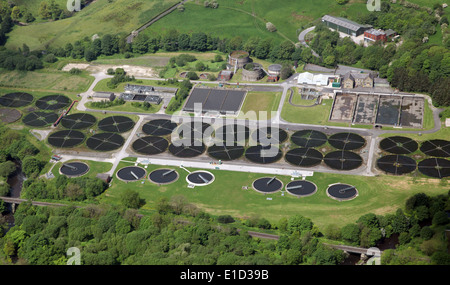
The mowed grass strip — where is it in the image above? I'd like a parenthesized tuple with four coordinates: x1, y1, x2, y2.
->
(281, 94, 334, 125)
(100, 162, 449, 229)
(238, 91, 281, 120)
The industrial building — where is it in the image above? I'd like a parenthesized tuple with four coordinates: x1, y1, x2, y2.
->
(321, 15, 372, 37)
(297, 72, 338, 87)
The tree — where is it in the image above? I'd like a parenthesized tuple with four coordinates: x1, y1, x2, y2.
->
(217, 215, 235, 224)
(39, 1, 50, 19)
(21, 157, 43, 178)
(101, 34, 116, 56)
(43, 54, 57, 63)
(405, 193, 430, 213)
(132, 34, 149, 54)
(178, 33, 191, 51)
(356, 213, 379, 229)
(323, 224, 341, 240)
(432, 211, 449, 226)
(0, 183, 9, 197)
(341, 223, 360, 245)
(64, 183, 85, 201)
(277, 41, 295, 61)
(11, 6, 21, 21)
(190, 32, 208, 51)
(287, 215, 313, 234)
(120, 189, 143, 209)
(0, 161, 16, 178)
(280, 64, 293, 80)
(420, 226, 433, 240)
(195, 62, 206, 71)
(186, 71, 199, 80)
(255, 38, 272, 59)
(84, 49, 97, 62)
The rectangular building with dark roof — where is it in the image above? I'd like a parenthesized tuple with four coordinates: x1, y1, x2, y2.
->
(322, 15, 372, 37)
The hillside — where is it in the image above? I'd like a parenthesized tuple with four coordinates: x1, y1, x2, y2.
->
(5, 0, 179, 50)
(143, 0, 371, 43)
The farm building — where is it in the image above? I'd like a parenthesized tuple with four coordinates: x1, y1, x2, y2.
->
(364, 28, 398, 43)
(322, 15, 372, 37)
(91, 92, 115, 102)
(364, 29, 387, 43)
(342, 72, 375, 89)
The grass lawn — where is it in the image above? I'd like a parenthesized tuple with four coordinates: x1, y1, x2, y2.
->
(281, 95, 336, 125)
(290, 88, 316, 106)
(238, 91, 281, 120)
(99, 161, 449, 229)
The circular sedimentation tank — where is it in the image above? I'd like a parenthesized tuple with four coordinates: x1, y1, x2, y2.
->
(116, 166, 147, 182)
(59, 162, 90, 178)
(186, 171, 215, 186)
(148, 168, 179, 185)
(326, 183, 358, 201)
(252, 177, 283, 194)
(285, 180, 318, 198)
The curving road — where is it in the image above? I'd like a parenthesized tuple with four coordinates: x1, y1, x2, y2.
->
(298, 26, 319, 58)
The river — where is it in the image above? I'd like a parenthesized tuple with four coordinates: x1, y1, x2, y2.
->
(3, 160, 26, 228)
(340, 233, 400, 265)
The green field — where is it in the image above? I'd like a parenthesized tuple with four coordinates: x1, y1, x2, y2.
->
(0, 69, 94, 93)
(144, 0, 371, 43)
(238, 91, 281, 120)
(281, 94, 338, 125)
(6, 0, 179, 50)
(100, 161, 449, 229)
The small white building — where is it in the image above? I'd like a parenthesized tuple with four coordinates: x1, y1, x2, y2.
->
(297, 72, 332, 86)
(446, 118, 450, 128)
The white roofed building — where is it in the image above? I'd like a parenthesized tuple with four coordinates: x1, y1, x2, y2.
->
(297, 72, 334, 86)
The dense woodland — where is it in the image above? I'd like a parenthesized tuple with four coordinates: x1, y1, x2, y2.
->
(0, 187, 448, 265)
